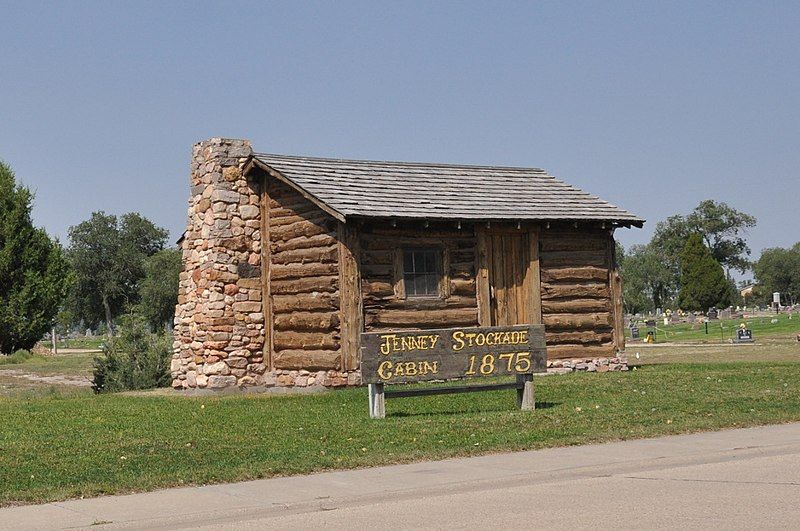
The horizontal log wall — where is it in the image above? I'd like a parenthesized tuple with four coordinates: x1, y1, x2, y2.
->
(268, 180, 341, 370)
(539, 228, 616, 359)
(360, 222, 479, 332)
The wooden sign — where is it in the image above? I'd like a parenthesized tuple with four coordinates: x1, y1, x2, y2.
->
(361, 324, 546, 418)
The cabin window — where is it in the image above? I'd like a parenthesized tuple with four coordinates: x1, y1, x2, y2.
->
(402, 248, 442, 297)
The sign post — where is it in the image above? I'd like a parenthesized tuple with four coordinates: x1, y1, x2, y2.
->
(361, 324, 547, 418)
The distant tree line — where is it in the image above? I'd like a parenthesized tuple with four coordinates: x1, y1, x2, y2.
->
(753, 243, 800, 306)
(619, 199, 800, 314)
(64, 211, 181, 335)
(0, 160, 181, 355)
(618, 200, 755, 314)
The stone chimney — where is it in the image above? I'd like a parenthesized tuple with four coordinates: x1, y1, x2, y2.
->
(172, 138, 268, 390)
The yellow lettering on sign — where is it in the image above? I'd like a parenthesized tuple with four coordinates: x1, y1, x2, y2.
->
(421, 361, 439, 375)
(379, 334, 396, 355)
(375, 360, 441, 381)
(380, 333, 440, 354)
(401, 336, 416, 351)
(377, 361, 393, 380)
(452, 330, 465, 351)
(451, 329, 530, 351)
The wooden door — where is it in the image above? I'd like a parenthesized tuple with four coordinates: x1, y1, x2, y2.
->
(478, 228, 542, 326)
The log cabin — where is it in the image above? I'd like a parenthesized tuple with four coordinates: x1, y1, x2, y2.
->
(171, 138, 644, 390)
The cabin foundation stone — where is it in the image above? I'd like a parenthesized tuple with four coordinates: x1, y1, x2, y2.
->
(546, 356, 628, 374)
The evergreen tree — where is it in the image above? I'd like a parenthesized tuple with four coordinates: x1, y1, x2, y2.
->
(677, 233, 730, 311)
(0, 161, 72, 353)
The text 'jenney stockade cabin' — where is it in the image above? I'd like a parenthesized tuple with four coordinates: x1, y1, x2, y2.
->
(171, 138, 644, 390)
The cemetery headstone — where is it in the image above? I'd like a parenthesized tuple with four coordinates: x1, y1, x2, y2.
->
(734, 327, 754, 343)
(707, 307, 718, 320)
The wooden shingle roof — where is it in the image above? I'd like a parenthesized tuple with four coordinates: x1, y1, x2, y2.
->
(246, 153, 644, 227)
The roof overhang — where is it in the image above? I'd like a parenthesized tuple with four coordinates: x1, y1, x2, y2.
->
(345, 214, 644, 229)
(243, 155, 644, 229)
(243, 156, 346, 222)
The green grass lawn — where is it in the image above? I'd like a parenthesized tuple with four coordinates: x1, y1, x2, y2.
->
(59, 336, 106, 350)
(626, 312, 800, 343)
(1, 361, 800, 507)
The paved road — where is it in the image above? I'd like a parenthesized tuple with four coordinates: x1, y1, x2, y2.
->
(3, 423, 800, 530)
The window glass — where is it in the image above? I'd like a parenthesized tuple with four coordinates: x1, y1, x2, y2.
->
(403, 248, 441, 297)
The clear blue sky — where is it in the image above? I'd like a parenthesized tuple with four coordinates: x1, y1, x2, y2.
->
(2, 1, 798, 278)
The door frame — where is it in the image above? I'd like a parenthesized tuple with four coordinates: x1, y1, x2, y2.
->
(476, 224, 542, 326)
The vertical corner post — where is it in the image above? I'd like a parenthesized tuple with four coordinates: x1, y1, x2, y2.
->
(260, 173, 274, 371)
(527, 225, 542, 325)
(338, 221, 363, 372)
(608, 233, 625, 352)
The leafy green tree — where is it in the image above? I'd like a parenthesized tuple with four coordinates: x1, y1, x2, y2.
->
(653, 200, 756, 275)
(136, 248, 182, 331)
(619, 243, 678, 313)
(618, 244, 650, 314)
(753, 244, 800, 305)
(67, 212, 168, 334)
(0, 161, 72, 353)
(677, 233, 731, 311)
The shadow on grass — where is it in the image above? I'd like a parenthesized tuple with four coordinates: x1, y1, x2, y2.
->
(388, 401, 561, 418)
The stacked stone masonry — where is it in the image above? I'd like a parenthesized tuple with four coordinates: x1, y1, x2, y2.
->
(546, 356, 628, 375)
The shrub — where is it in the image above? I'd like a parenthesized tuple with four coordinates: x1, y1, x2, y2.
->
(92, 316, 172, 393)
(0, 349, 35, 365)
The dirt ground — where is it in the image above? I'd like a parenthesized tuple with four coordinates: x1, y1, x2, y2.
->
(630, 337, 800, 365)
(0, 349, 95, 397)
